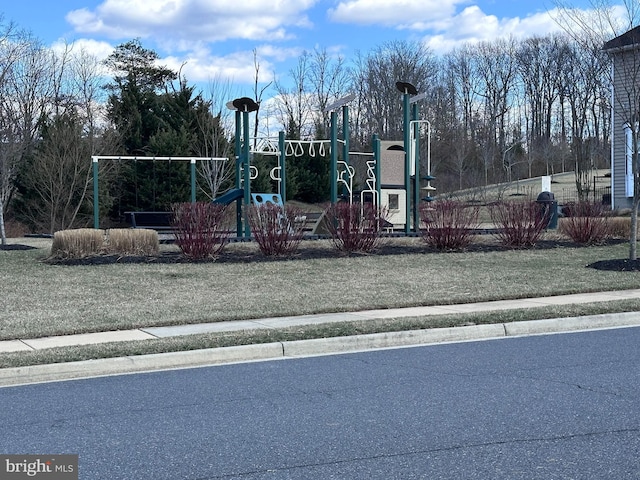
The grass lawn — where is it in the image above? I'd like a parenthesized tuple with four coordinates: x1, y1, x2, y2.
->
(2, 235, 640, 341)
(2, 234, 640, 368)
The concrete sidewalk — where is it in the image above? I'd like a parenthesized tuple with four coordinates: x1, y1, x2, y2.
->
(3, 289, 640, 354)
(1, 289, 640, 386)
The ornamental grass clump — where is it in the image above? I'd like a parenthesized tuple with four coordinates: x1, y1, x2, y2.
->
(419, 200, 479, 251)
(105, 229, 159, 255)
(607, 217, 640, 239)
(50, 229, 105, 259)
(246, 203, 305, 256)
(558, 201, 610, 245)
(324, 202, 387, 253)
(171, 202, 229, 260)
(489, 200, 548, 248)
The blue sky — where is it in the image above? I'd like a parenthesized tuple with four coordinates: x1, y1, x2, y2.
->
(0, 0, 608, 93)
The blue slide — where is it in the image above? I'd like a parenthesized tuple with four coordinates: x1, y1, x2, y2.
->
(212, 188, 244, 205)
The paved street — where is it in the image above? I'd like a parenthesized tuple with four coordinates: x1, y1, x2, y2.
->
(1, 327, 639, 479)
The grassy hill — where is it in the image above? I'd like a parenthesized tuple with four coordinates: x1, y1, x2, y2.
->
(442, 170, 612, 205)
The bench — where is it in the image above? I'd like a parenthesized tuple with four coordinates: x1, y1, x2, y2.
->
(124, 212, 173, 232)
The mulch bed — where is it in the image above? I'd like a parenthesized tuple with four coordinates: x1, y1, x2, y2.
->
(587, 258, 640, 271)
(25, 237, 638, 271)
(0, 244, 36, 251)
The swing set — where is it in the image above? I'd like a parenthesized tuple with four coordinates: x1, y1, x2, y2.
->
(90, 155, 228, 229)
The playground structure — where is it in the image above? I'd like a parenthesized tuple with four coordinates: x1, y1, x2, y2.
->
(90, 82, 434, 235)
(228, 84, 434, 237)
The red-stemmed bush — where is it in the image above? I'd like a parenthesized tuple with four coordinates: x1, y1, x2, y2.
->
(558, 201, 610, 244)
(246, 203, 305, 256)
(324, 202, 387, 253)
(489, 201, 548, 247)
(171, 202, 229, 260)
(419, 200, 479, 251)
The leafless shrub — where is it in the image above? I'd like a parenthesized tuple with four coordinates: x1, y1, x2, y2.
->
(324, 202, 387, 253)
(105, 229, 159, 255)
(50, 229, 105, 258)
(489, 201, 548, 248)
(171, 202, 229, 260)
(4, 218, 29, 238)
(246, 203, 305, 256)
(419, 200, 479, 251)
(557, 201, 610, 244)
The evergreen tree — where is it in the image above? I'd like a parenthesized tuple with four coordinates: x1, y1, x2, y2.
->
(104, 39, 222, 214)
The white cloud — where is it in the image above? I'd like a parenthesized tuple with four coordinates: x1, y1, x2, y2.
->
(328, 1, 582, 54)
(422, 6, 573, 53)
(163, 49, 277, 85)
(51, 38, 115, 62)
(47, 39, 302, 87)
(255, 45, 304, 63)
(62, 0, 318, 87)
(328, 0, 463, 28)
(66, 0, 318, 44)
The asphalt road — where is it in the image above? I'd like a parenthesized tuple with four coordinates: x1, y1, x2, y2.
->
(1, 327, 639, 479)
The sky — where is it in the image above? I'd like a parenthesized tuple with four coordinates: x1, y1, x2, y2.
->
(0, 0, 610, 96)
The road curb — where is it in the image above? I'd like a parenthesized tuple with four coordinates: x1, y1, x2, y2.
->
(1, 312, 640, 387)
(0, 343, 284, 387)
(503, 311, 640, 336)
(282, 323, 506, 357)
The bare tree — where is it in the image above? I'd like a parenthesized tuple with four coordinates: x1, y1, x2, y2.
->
(0, 19, 24, 244)
(0, 24, 45, 244)
(353, 40, 437, 141)
(445, 45, 482, 143)
(473, 38, 519, 180)
(562, 41, 609, 199)
(198, 75, 235, 199)
(22, 115, 92, 232)
(273, 52, 313, 139)
(308, 48, 351, 139)
(272, 48, 351, 142)
(252, 49, 272, 142)
(517, 35, 571, 176)
(553, 0, 640, 257)
(16, 45, 118, 233)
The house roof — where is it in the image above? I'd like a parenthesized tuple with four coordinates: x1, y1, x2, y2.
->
(603, 25, 640, 51)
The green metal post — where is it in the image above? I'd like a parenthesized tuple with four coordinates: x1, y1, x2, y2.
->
(190, 159, 196, 203)
(92, 157, 99, 229)
(235, 110, 242, 237)
(412, 103, 420, 231)
(403, 91, 411, 233)
(279, 131, 286, 204)
(373, 134, 381, 206)
(330, 111, 338, 204)
(242, 110, 251, 238)
(342, 105, 350, 199)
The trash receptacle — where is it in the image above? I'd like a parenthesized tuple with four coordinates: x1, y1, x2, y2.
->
(536, 191, 558, 229)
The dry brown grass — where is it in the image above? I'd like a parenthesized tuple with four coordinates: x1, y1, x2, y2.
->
(50, 229, 105, 258)
(105, 229, 159, 255)
(50, 228, 160, 258)
(606, 217, 640, 240)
